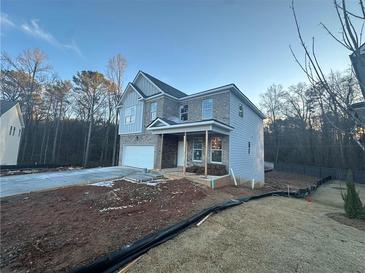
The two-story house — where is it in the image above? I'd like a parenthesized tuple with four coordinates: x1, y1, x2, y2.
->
(0, 100, 25, 165)
(118, 71, 265, 184)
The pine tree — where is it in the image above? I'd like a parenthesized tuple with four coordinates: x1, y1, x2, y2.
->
(342, 170, 363, 219)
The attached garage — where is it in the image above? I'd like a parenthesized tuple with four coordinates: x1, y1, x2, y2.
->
(122, 145, 155, 169)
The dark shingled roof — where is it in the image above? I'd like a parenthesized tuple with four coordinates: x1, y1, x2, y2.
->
(130, 83, 147, 98)
(0, 100, 17, 116)
(142, 71, 187, 98)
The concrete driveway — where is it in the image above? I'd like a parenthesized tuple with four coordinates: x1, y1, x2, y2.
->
(0, 166, 141, 198)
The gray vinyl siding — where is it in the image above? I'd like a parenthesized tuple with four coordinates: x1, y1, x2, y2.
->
(135, 75, 160, 96)
(229, 93, 264, 183)
(119, 88, 144, 134)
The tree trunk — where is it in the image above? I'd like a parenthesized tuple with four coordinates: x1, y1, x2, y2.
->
(52, 101, 63, 163)
(43, 125, 51, 164)
(83, 115, 93, 168)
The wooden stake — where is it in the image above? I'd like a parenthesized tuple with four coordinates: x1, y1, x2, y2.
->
(118, 256, 142, 273)
(197, 212, 213, 226)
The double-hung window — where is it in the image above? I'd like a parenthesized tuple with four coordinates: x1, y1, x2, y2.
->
(211, 137, 222, 163)
(150, 102, 157, 121)
(180, 105, 188, 121)
(202, 99, 213, 119)
(239, 104, 244, 117)
(125, 106, 136, 125)
(193, 138, 203, 162)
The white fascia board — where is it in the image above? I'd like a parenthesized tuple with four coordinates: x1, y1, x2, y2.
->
(181, 85, 235, 100)
(148, 118, 170, 128)
(15, 104, 25, 128)
(231, 87, 266, 119)
(149, 124, 213, 134)
(147, 120, 233, 132)
(117, 84, 144, 108)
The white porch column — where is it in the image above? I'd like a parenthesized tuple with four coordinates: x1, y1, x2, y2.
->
(205, 130, 208, 177)
(159, 133, 164, 170)
(183, 132, 187, 176)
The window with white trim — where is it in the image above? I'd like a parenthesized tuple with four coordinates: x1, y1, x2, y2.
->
(239, 104, 244, 117)
(211, 137, 222, 163)
(9, 126, 12, 135)
(150, 102, 157, 121)
(124, 106, 136, 125)
(193, 138, 203, 162)
(12, 126, 16, 136)
(202, 99, 213, 119)
(180, 105, 188, 121)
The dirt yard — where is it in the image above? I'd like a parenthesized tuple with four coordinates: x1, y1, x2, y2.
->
(1, 171, 321, 272)
(130, 184, 365, 272)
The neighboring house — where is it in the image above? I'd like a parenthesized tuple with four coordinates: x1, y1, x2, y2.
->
(118, 71, 265, 184)
(0, 100, 25, 165)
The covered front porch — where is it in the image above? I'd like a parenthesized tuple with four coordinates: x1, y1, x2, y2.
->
(147, 118, 233, 177)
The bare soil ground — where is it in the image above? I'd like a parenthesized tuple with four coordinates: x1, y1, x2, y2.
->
(0, 171, 318, 272)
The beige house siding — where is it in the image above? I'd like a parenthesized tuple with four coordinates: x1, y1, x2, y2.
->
(0, 105, 23, 165)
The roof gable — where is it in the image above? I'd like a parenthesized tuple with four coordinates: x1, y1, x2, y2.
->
(0, 100, 17, 116)
(140, 71, 187, 98)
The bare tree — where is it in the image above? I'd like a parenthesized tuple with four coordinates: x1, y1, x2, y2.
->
(51, 80, 72, 163)
(73, 71, 109, 167)
(289, 0, 365, 151)
(107, 54, 127, 166)
(260, 84, 285, 165)
(1, 49, 52, 162)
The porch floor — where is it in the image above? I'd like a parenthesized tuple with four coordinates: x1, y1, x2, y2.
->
(159, 167, 232, 188)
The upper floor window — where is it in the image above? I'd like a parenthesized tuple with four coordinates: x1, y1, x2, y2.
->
(202, 99, 213, 119)
(18, 129, 21, 137)
(239, 105, 244, 118)
(12, 127, 16, 136)
(180, 105, 188, 121)
(211, 137, 222, 163)
(125, 106, 136, 125)
(150, 102, 157, 121)
(9, 126, 12, 135)
(193, 138, 203, 162)
(248, 141, 251, 154)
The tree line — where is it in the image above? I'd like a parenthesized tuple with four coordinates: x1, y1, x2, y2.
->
(1, 48, 127, 167)
(260, 70, 365, 170)
(261, 0, 365, 170)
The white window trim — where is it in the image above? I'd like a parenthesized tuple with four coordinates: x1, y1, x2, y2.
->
(150, 102, 157, 121)
(125, 105, 136, 125)
(210, 137, 223, 164)
(193, 137, 203, 162)
(180, 105, 188, 121)
(202, 99, 213, 120)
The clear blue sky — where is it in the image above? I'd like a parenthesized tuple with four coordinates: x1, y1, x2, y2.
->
(1, 0, 358, 104)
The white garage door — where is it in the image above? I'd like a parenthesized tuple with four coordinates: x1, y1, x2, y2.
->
(122, 145, 154, 169)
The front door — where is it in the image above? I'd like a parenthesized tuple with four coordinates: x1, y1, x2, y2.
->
(177, 141, 185, 167)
